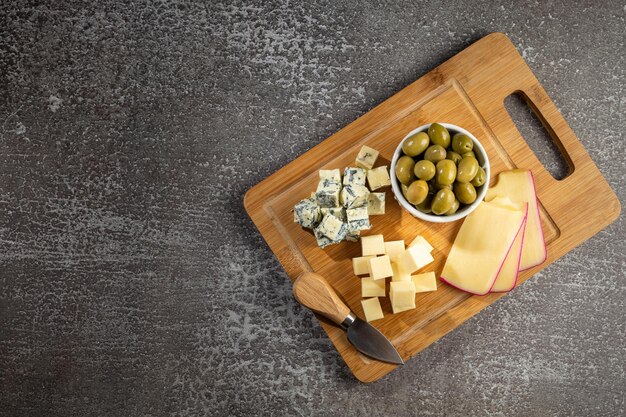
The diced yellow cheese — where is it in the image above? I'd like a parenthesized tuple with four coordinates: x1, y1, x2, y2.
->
(408, 235, 433, 253)
(352, 256, 374, 275)
(389, 281, 416, 313)
(368, 255, 393, 280)
(361, 297, 384, 322)
(391, 263, 411, 282)
(361, 234, 385, 256)
(411, 272, 437, 292)
(395, 244, 434, 274)
(384, 240, 405, 260)
(490, 216, 526, 292)
(361, 277, 386, 297)
(485, 169, 546, 270)
(366, 166, 391, 190)
(441, 199, 527, 295)
(355, 145, 379, 170)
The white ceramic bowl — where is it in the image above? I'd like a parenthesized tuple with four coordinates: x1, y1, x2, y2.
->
(390, 123, 490, 223)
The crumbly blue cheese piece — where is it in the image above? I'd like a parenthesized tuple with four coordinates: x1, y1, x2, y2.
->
(313, 227, 335, 248)
(355, 145, 379, 170)
(346, 206, 371, 231)
(319, 169, 341, 183)
(340, 184, 370, 208)
(316, 179, 342, 207)
(293, 197, 321, 229)
(367, 166, 391, 190)
(367, 192, 385, 215)
(320, 207, 346, 222)
(346, 229, 360, 242)
(342, 167, 367, 186)
(317, 213, 347, 241)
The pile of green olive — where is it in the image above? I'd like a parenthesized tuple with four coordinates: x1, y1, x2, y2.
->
(395, 123, 487, 216)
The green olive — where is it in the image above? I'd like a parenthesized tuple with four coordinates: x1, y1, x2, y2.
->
(446, 151, 462, 165)
(471, 166, 486, 187)
(405, 180, 429, 205)
(402, 132, 430, 157)
(456, 156, 479, 183)
(401, 183, 410, 200)
(428, 123, 450, 148)
(435, 159, 457, 186)
(431, 188, 456, 215)
(413, 159, 436, 181)
(445, 199, 460, 215)
(395, 155, 416, 185)
(462, 151, 476, 159)
(451, 133, 474, 155)
(454, 182, 477, 204)
(424, 145, 447, 164)
(415, 194, 433, 213)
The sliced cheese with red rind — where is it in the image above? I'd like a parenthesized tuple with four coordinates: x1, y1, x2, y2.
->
(485, 169, 546, 270)
(490, 216, 526, 292)
(440, 198, 527, 295)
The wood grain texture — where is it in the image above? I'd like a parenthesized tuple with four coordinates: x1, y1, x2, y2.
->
(243, 33, 621, 383)
(293, 273, 351, 325)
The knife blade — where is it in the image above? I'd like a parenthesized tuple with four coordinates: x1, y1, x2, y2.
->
(293, 272, 404, 365)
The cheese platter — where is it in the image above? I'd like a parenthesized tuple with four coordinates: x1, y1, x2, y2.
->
(243, 33, 621, 382)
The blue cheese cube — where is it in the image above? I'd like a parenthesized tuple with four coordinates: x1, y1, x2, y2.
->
(319, 169, 341, 183)
(342, 167, 367, 186)
(340, 184, 370, 208)
(315, 179, 341, 208)
(346, 206, 371, 231)
(317, 213, 347, 241)
(313, 227, 335, 248)
(346, 229, 360, 242)
(367, 166, 391, 190)
(320, 207, 346, 222)
(367, 192, 385, 215)
(355, 145, 379, 170)
(293, 197, 321, 229)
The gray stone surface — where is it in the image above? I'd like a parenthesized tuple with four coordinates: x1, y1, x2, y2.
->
(0, 0, 624, 416)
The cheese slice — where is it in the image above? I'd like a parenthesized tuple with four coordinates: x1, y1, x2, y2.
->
(440, 198, 527, 295)
(490, 216, 526, 292)
(485, 169, 546, 270)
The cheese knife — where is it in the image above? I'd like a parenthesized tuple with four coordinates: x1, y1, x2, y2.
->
(293, 272, 404, 365)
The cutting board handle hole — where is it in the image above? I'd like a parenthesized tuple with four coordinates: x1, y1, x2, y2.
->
(504, 93, 571, 180)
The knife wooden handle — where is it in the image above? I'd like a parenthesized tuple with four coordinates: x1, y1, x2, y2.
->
(293, 272, 351, 325)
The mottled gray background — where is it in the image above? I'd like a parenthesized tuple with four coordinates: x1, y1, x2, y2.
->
(0, 1, 624, 416)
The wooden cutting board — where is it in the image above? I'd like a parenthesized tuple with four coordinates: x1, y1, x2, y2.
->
(243, 33, 621, 383)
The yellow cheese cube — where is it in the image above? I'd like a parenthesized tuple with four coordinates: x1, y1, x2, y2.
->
(391, 262, 411, 282)
(384, 240, 405, 260)
(389, 281, 416, 313)
(361, 277, 386, 297)
(396, 245, 434, 274)
(361, 234, 385, 256)
(411, 271, 437, 292)
(352, 256, 374, 275)
(366, 166, 391, 190)
(368, 255, 393, 280)
(409, 235, 434, 253)
(361, 297, 384, 322)
(355, 145, 379, 170)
